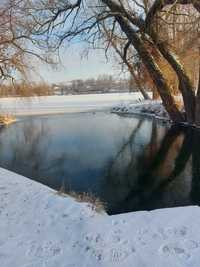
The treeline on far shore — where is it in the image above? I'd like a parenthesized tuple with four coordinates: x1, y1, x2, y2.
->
(0, 82, 53, 97)
(0, 75, 143, 97)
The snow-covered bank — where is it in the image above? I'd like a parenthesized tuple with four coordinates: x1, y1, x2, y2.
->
(0, 93, 142, 116)
(112, 100, 170, 121)
(1, 168, 200, 267)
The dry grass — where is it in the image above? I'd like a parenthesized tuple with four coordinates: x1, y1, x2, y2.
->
(56, 188, 105, 213)
(70, 191, 105, 213)
(0, 82, 53, 97)
(0, 114, 16, 125)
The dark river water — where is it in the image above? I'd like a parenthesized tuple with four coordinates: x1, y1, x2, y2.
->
(0, 112, 199, 215)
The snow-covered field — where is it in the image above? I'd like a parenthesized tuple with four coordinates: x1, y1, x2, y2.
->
(1, 168, 200, 267)
(112, 100, 170, 120)
(0, 93, 143, 116)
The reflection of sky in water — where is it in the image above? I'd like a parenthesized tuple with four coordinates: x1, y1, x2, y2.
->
(0, 112, 196, 214)
(0, 113, 146, 188)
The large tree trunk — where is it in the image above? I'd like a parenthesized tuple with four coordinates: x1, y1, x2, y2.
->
(115, 16, 184, 123)
(195, 47, 200, 126)
(148, 30, 196, 123)
(144, 0, 198, 124)
(191, 130, 200, 203)
(102, 0, 199, 125)
(152, 85, 160, 100)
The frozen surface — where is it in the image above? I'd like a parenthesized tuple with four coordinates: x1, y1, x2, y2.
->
(0, 93, 143, 116)
(0, 168, 200, 267)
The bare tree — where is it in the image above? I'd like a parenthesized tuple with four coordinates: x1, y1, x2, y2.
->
(0, 0, 53, 82)
(21, 0, 200, 125)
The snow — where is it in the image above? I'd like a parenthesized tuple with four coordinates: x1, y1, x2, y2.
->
(112, 100, 170, 121)
(1, 168, 200, 267)
(0, 93, 143, 116)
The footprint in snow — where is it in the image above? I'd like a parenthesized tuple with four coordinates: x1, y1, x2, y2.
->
(174, 226, 188, 238)
(137, 226, 188, 248)
(91, 248, 104, 261)
(0, 186, 6, 191)
(110, 247, 135, 263)
(183, 239, 199, 250)
(160, 242, 191, 260)
(62, 213, 69, 218)
(111, 219, 126, 226)
(84, 233, 105, 246)
(160, 226, 188, 239)
(111, 235, 121, 243)
(110, 248, 127, 263)
(137, 228, 152, 245)
(26, 240, 62, 258)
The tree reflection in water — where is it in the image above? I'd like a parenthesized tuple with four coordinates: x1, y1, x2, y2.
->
(103, 121, 200, 214)
(0, 118, 73, 191)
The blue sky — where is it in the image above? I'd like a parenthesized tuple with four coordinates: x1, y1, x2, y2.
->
(33, 43, 116, 84)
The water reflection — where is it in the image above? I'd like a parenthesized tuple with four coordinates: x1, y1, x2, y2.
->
(0, 112, 199, 214)
(105, 125, 192, 214)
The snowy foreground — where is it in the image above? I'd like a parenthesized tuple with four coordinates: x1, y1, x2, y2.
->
(1, 168, 200, 267)
(0, 93, 142, 116)
(112, 100, 170, 120)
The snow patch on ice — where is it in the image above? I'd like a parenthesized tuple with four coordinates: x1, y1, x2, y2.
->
(112, 100, 170, 121)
